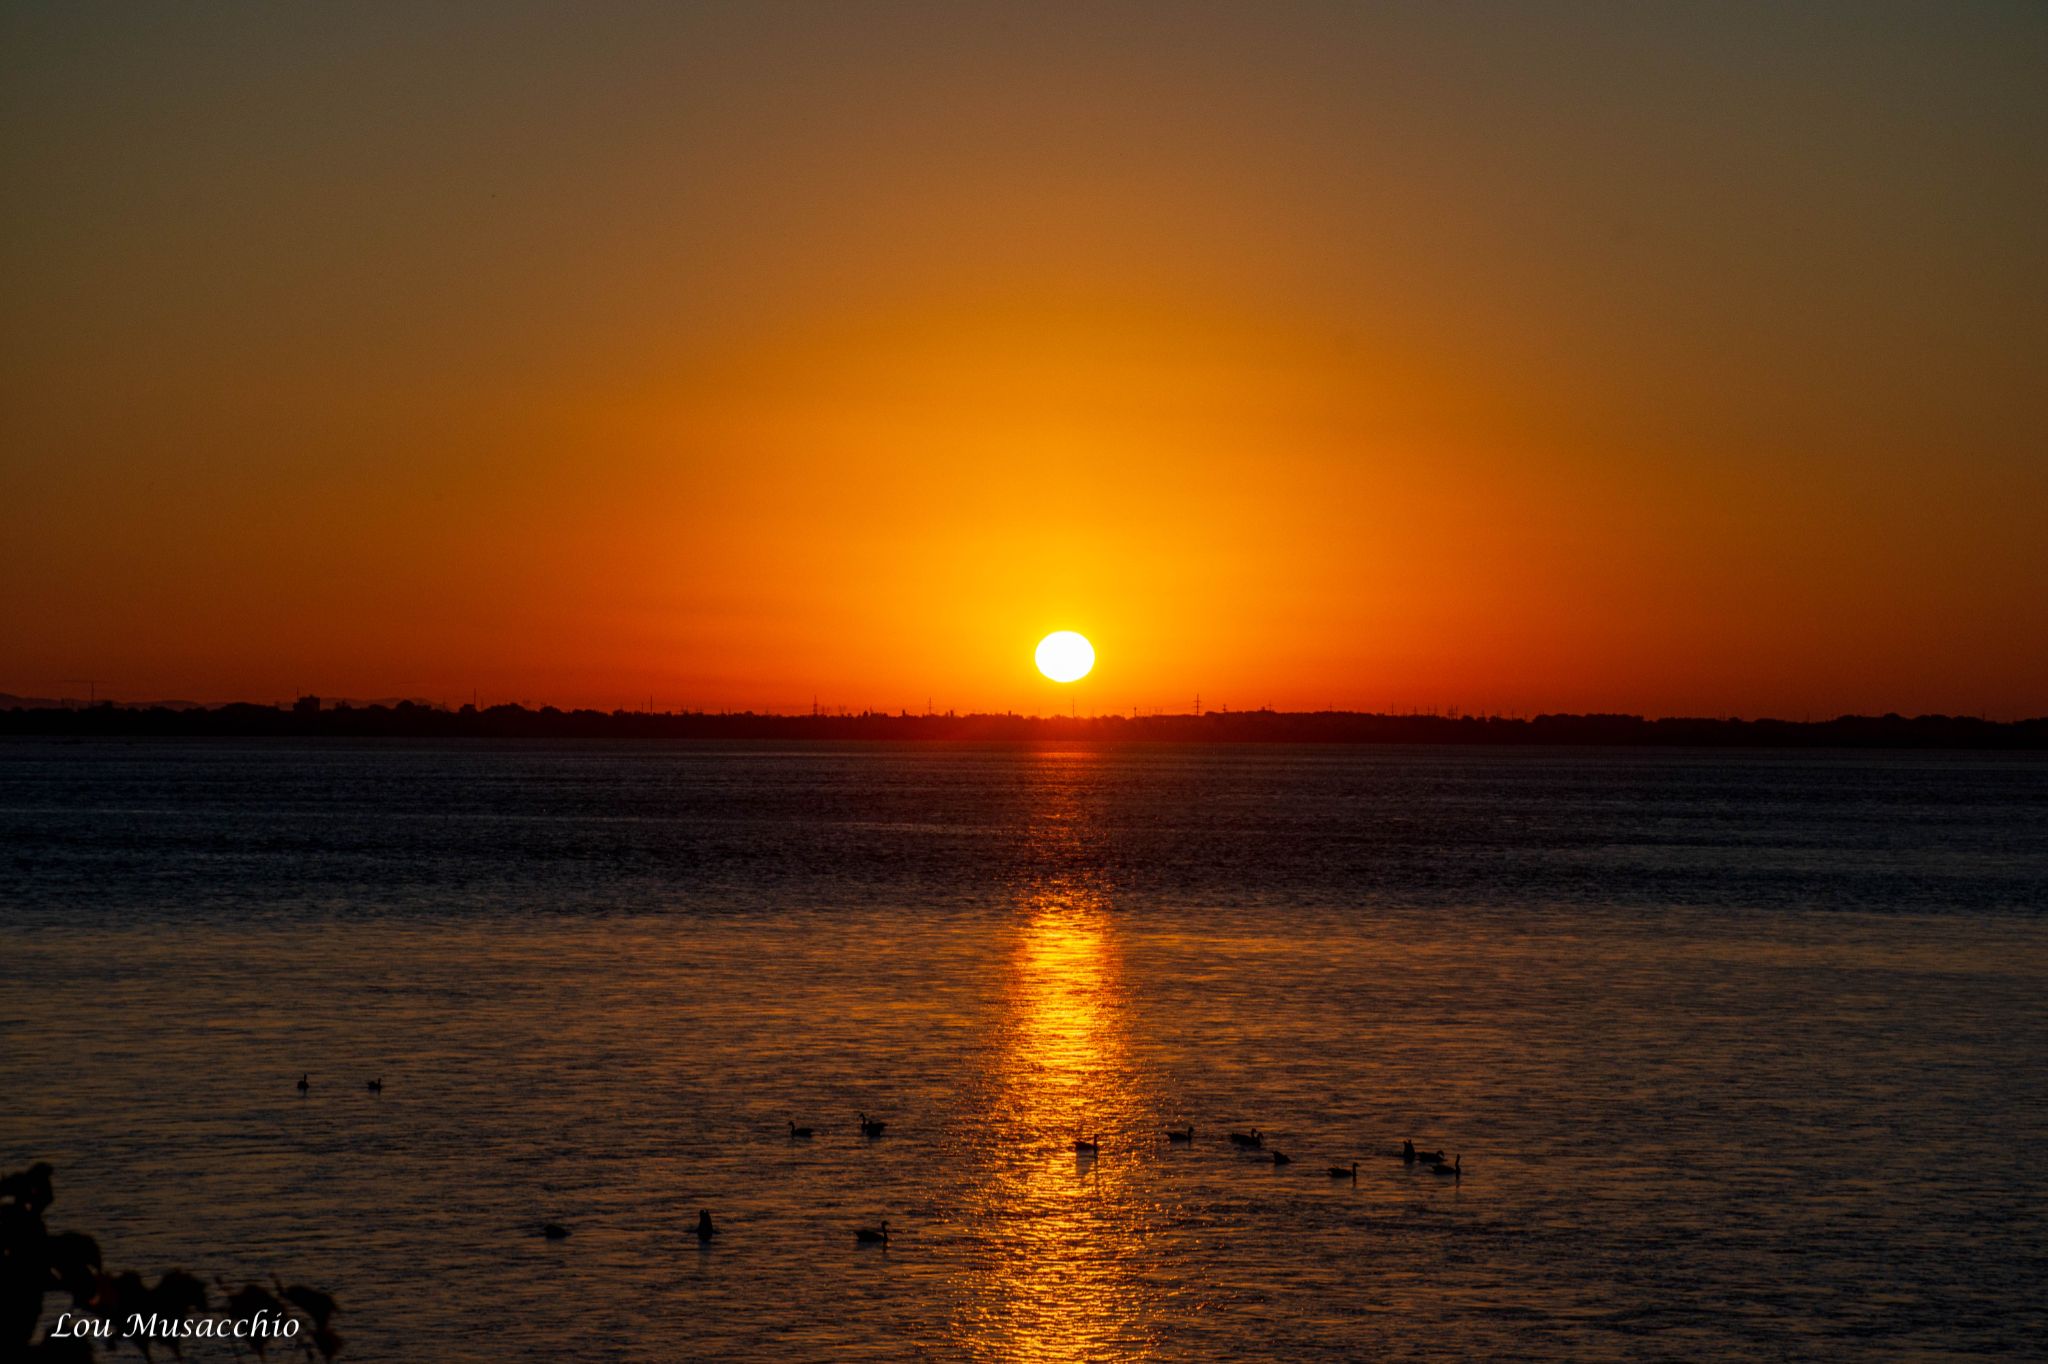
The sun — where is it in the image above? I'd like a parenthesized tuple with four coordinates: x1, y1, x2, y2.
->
(1035, 631, 1095, 683)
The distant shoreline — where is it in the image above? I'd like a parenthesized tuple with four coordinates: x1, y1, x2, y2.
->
(4, 703, 2044, 749)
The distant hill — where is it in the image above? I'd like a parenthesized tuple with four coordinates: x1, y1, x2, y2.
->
(1, 701, 2042, 749)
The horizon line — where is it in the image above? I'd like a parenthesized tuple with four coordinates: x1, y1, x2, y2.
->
(2, 688, 2041, 730)
(4, 696, 2048, 737)
(5, 696, 2045, 731)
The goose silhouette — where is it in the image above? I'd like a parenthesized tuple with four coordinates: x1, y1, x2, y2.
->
(856, 1219, 890, 1246)
(859, 1113, 887, 1138)
(1166, 1125, 1194, 1144)
(789, 1121, 814, 1139)
(1329, 1161, 1358, 1181)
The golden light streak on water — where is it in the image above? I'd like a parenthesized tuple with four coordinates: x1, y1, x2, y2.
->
(955, 751, 1158, 1360)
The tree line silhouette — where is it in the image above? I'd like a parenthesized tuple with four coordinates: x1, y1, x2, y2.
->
(3, 701, 2043, 748)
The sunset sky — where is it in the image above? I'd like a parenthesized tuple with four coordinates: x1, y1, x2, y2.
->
(4, 2, 2043, 718)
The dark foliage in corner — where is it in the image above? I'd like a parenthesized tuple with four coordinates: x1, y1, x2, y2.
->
(1, 1163, 341, 1360)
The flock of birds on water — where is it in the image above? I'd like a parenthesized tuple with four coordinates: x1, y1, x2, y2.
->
(300, 1075, 1464, 1251)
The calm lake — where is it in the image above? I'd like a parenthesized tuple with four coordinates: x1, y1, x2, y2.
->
(4, 741, 2046, 1359)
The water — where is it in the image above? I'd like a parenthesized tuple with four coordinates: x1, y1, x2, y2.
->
(4, 741, 2046, 1359)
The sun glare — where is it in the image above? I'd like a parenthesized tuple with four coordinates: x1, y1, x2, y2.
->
(1035, 631, 1095, 683)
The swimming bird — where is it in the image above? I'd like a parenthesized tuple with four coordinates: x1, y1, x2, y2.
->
(855, 1219, 890, 1246)
(1166, 1125, 1194, 1144)
(859, 1112, 887, 1138)
(541, 1222, 571, 1240)
(1417, 1148, 1447, 1166)
(1401, 1139, 1416, 1164)
(696, 1210, 718, 1242)
(1329, 1162, 1358, 1180)
(366, 1078, 382, 1094)
(1271, 1150, 1292, 1166)
(1229, 1129, 1264, 1149)
(1073, 1135, 1100, 1155)
(297, 1073, 309, 1096)
(1430, 1155, 1463, 1180)
(789, 1121, 814, 1139)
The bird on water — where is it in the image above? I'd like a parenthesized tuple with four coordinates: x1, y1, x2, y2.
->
(1271, 1150, 1292, 1166)
(1166, 1125, 1194, 1144)
(1229, 1129, 1263, 1149)
(366, 1078, 382, 1094)
(1430, 1155, 1463, 1180)
(859, 1113, 887, 1138)
(540, 1223, 570, 1240)
(855, 1219, 890, 1246)
(1073, 1135, 1100, 1155)
(296, 1074, 309, 1096)
(696, 1210, 718, 1242)
(789, 1121, 814, 1139)
(1329, 1162, 1358, 1181)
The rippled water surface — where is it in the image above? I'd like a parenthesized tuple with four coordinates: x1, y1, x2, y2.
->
(4, 741, 2046, 1359)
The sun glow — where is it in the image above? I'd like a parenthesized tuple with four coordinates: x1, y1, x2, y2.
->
(1034, 632, 1095, 684)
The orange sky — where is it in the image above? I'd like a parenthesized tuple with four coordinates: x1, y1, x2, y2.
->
(4, 4, 2044, 717)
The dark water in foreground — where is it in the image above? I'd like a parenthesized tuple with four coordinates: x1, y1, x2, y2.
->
(3, 741, 2046, 1360)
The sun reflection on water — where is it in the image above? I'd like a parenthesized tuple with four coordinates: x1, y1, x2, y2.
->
(954, 753, 1160, 1360)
